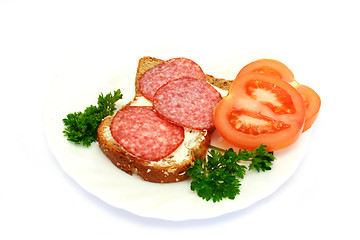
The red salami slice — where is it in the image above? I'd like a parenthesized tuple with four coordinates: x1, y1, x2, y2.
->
(153, 77, 222, 130)
(139, 58, 207, 101)
(110, 106, 184, 161)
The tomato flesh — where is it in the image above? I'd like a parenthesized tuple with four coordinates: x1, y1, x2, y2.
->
(213, 72, 305, 151)
(229, 109, 291, 135)
(246, 80, 296, 114)
(295, 84, 321, 132)
(236, 59, 296, 84)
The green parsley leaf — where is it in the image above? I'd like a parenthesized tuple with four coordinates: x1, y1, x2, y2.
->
(62, 89, 122, 147)
(187, 144, 275, 202)
(240, 144, 275, 172)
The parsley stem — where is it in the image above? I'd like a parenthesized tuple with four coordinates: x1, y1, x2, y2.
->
(209, 145, 226, 153)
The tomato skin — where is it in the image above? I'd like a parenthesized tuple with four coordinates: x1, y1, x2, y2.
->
(213, 72, 305, 152)
(295, 84, 321, 132)
(236, 59, 296, 84)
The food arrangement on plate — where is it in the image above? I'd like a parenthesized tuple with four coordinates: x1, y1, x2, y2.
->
(63, 56, 321, 203)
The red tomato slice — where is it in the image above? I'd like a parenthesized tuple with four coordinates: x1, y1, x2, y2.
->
(236, 58, 321, 132)
(213, 72, 305, 151)
(236, 59, 296, 84)
(295, 84, 321, 132)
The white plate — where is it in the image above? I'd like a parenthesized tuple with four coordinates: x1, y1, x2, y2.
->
(43, 50, 311, 221)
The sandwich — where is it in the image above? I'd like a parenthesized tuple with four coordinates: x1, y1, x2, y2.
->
(97, 56, 232, 183)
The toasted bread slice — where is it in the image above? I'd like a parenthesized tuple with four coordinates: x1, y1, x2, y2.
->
(97, 56, 232, 183)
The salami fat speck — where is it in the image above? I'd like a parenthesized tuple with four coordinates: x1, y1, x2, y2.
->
(110, 106, 184, 161)
(138, 58, 207, 101)
(153, 77, 222, 130)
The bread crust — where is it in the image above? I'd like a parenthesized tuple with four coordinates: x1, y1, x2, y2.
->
(97, 56, 231, 183)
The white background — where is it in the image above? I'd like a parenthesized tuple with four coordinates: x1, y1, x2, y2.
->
(1, 0, 359, 239)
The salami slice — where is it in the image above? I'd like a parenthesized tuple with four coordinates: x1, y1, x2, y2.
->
(153, 77, 222, 130)
(110, 106, 184, 161)
(138, 58, 207, 101)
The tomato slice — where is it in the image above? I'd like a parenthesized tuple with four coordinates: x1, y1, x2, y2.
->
(213, 72, 305, 151)
(236, 59, 296, 85)
(236, 58, 321, 132)
(295, 84, 321, 132)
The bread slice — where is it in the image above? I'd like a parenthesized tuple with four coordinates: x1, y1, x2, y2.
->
(97, 56, 232, 183)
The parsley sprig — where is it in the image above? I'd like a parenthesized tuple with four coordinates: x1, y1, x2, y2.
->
(63, 89, 123, 147)
(187, 144, 275, 202)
